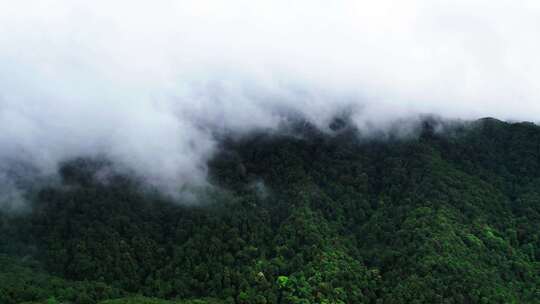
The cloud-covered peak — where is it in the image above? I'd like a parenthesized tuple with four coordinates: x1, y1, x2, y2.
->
(1, 0, 539, 197)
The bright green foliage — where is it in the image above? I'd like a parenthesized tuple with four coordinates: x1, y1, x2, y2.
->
(1, 118, 540, 303)
(277, 276, 289, 289)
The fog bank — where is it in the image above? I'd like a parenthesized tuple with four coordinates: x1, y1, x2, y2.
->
(1, 0, 540, 200)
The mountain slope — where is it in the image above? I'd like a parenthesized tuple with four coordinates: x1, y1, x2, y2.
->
(1, 118, 539, 304)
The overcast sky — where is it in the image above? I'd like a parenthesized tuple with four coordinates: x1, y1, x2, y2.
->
(1, 0, 540, 197)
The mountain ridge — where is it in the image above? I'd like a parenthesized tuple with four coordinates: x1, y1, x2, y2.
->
(1, 117, 539, 304)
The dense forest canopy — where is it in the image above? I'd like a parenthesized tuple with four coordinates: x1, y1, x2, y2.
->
(1, 117, 539, 304)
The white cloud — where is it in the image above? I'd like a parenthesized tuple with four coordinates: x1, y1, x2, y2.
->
(0, 0, 539, 194)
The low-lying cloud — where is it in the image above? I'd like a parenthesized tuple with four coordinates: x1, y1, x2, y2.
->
(1, 0, 540, 199)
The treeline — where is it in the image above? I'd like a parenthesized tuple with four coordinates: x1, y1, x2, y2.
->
(0, 118, 539, 303)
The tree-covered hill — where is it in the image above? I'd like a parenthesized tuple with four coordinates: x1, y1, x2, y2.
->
(1, 118, 539, 303)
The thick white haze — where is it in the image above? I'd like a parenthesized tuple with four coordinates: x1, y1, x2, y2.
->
(1, 0, 540, 200)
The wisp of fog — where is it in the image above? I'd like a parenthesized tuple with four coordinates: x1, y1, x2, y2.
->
(1, 0, 540, 203)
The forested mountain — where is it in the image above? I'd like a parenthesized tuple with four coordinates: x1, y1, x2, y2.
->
(1, 118, 540, 304)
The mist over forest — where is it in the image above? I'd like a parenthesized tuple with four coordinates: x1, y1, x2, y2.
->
(1, 1, 540, 304)
(2, 0, 540, 198)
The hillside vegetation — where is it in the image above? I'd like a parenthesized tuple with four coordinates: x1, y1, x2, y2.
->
(1, 118, 540, 303)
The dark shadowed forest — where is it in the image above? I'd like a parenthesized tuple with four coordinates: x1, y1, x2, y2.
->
(1, 118, 539, 304)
